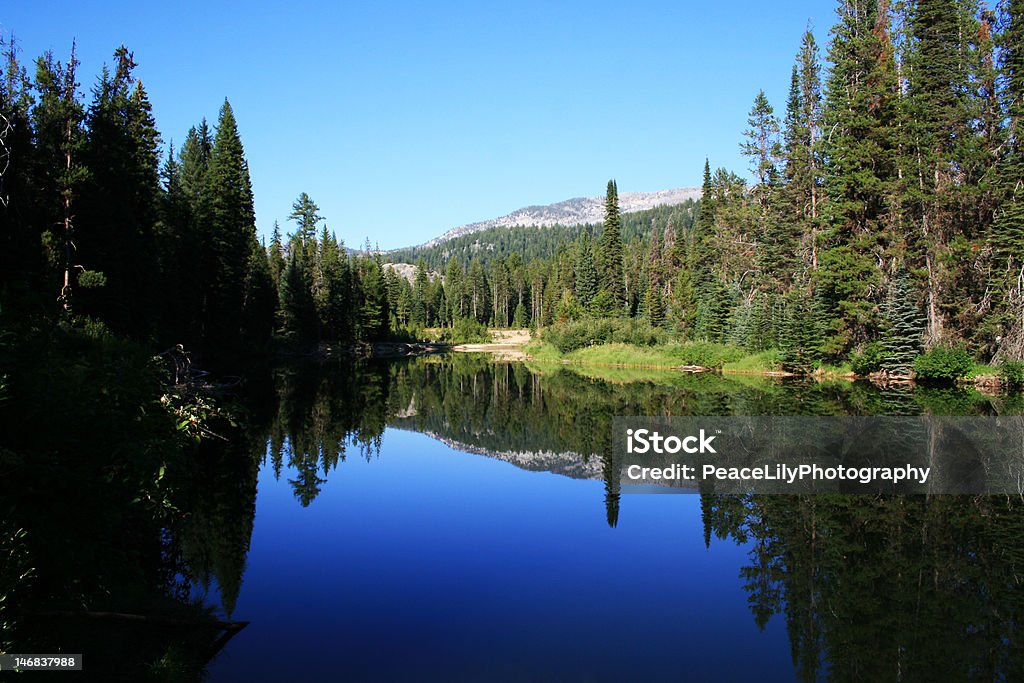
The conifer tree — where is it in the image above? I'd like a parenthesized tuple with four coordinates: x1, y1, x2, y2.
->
(444, 258, 465, 324)
(201, 99, 264, 352)
(817, 0, 901, 355)
(78, 47, 161, 335)
(881, 274, 925, 373)
(30, 46, 85, 312)
(990, 0, 1024, 360)
(268, 221, 286, 291)
(741, 90, 781, 203)
(574, 237, 598, 313)
(599, 179, 625, 312)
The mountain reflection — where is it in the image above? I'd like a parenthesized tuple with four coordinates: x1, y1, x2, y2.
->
(8, 354, 1022, 680)
(263, 355, 1024, 680)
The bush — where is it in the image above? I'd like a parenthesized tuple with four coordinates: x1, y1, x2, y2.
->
(541, 318, 670, 353)
(913, 346, 974, 382)
(667, 341, 747, 369)
(441, 318, 490, 344)
(389, 323, 427, 343)
(850, 342, 884, 376)
(999, 360, 1024, 387)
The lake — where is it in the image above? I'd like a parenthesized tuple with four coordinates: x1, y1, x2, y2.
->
(206, 356, 1024, 682)
(9, 355, 1024, 681)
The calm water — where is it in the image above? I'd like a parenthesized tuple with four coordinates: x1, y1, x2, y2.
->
(203, 357, 1024, 682)
(208, 430, 791, 682)
(8, 355, 1024, 681)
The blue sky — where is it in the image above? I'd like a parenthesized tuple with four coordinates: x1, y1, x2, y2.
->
(4, 1, 837, 249)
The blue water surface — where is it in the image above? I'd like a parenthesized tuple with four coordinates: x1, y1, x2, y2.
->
(207, 428, 794, 682)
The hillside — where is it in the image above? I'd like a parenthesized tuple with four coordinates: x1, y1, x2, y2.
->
(387, 197, 701, 269)
(416, 187, 700, 249)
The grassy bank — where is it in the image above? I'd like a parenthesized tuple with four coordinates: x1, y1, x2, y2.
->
(525, 339, 854, 380)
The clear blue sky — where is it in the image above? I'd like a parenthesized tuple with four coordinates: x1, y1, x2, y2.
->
(4, 1, 837, 249)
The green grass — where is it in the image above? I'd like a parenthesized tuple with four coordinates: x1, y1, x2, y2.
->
(528, 340, 757, 371)
(815, 362, 854, 378)
(524, 339, 862, 382)
(723, 349, 783, 373)
(965, 363, 999, 379)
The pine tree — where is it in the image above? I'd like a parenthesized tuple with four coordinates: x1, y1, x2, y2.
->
(599, 179, 625, 312)
(779, 31, 823, 277)
(356, 257, 389, 341)
(202, 99, 261, 353)
(881, 274, 925, 373)
(741, 90, 781, 200)
(444, 258, 465, 324)
(990, 0, 1024, 360)
(77, 47, 161, 336)
(817, 0, 901, 356)
(288, 192, 322, 252)
(268, 221, 286, 291)
(902, 0, 984, 347)
(279, 249, 315, 341)
(241, 233, 275, 345)
(512, 301, 528, 328)
(165, 122, 213, 346)
(29, 46, 85, 312)
(411, 258, 429, 326)
(780, 289, 824, 373)
(574, 237, 598, 313)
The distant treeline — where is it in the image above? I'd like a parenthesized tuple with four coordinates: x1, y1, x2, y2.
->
(385, 201, 700, 269)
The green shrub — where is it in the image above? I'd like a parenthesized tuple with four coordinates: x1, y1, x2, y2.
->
(999, 360, 1024, 387)
(913, 346, 974, 382)
(441, 318, 490, 344)
(667, 341, 747, 369)
(389, 323, 427, 342)
(541, 319, 670, 353)
(850, 342, 884, 376)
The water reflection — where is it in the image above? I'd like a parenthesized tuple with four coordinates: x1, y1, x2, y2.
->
(250, 356, 1024, 681)
(5, 354, 1024, 680)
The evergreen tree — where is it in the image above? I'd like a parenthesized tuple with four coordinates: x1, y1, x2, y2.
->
(288, 192, 322, 252)
(356, 257, 389, 341)
(741, 90, 781, 201)
(268, 221, 286, 291)
(990, 0, 1024, 360)
(574, 236, 599, 313)
(0, 35, 40, 311)
(241, 233, 275, 345)
(881, 274, 925, 373)
(201, 99, 260, 353)
(780, 289, 824, 373)
(279, 249, 316, 341)
(29, 46, 85, 312)
(444, 258, 465, 324)
(817, 0, 901, 356)
(599, 179, 626, 312)
(512, 301, 528, 328)
(77, 47, 161, 336)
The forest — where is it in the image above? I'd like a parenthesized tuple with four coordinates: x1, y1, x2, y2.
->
(4, 0, 1024, 380)
(375, 0, 1024, 379)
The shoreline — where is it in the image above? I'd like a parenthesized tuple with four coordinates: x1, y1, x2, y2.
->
(445, 334, 1006, 389)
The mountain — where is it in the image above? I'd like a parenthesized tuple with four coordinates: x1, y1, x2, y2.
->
(386, 187, 702, 269)
(413, 187, 701, 249)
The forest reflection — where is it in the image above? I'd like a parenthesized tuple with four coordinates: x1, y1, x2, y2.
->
(7, 355, 1023, 680)
(266, 355, 1024, 681)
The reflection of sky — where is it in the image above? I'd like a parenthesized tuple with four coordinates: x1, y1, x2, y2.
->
(208, 428, 795, 682)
